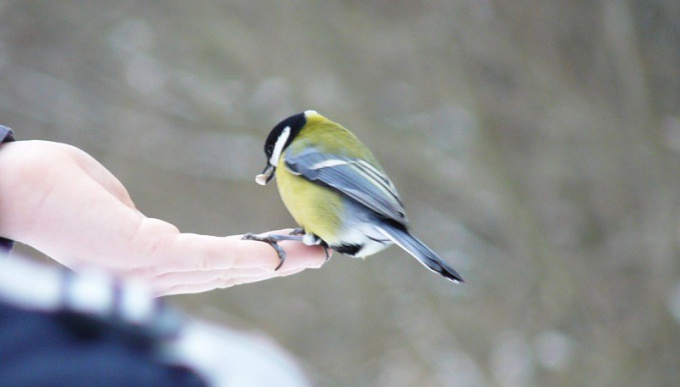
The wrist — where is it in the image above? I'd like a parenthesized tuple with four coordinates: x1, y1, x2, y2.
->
(0, 125, 16, 252)
(0, 125, 14, 144)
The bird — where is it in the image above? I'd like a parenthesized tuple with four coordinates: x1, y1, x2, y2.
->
(243, 110, 463, 283)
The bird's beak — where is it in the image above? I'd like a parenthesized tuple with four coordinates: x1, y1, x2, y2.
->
(255, 164, 275, 185)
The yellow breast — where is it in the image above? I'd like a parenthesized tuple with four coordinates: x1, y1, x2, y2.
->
(275, 156, 343, 244)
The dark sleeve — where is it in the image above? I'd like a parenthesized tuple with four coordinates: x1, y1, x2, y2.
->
(0, 303, 207, 387)
(0, 125, 16, 252)
(0, 257, 207, 387)
(0, 125, 14, 143)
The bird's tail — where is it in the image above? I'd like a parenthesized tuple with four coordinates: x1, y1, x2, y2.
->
(377, 224, 464, 284)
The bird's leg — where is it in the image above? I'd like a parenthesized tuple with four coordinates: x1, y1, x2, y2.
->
(242, 232, 305, 270)
(321, 243, 330, 261)
(291, 228, 330, 259)
(300, 233, 330, 260)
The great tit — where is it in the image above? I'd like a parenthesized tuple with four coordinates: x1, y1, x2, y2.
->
(243, 110, 464, 283)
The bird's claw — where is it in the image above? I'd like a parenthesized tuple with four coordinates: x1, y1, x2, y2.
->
(290, 228, 305, 236)
(242, 233, 286, 270)
(243, 229, 330, 270)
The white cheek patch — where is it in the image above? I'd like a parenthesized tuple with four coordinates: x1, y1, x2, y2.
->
(269, 126, 291, 165)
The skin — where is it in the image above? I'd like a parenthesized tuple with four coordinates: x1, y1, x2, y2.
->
(0, 140, 327, 296)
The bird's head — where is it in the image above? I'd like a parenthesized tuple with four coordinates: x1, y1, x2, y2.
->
(256, 110, 318, 185)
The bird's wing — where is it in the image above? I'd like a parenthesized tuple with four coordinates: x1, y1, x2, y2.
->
(285, 149, 408, 225)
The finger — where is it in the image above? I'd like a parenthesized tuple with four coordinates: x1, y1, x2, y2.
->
(221, 228, 298, 242)
(157, 267, 307, 296)
(232, 266, 307, 284)
(154, 260, 315, 290)
(166, 233, 327, 272)
(231, 239, 328, 270)
(61, 142, 137, 209)
(151, 267, 271, 291)
(150, 228, 329, 274)
(230, 228, 331, 267)
(151, 255, 315, 294)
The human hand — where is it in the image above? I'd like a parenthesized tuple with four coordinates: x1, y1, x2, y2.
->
(0, 140, 327, 296)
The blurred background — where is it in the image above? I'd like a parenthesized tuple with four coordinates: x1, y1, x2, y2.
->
(1, 1, 679, 386)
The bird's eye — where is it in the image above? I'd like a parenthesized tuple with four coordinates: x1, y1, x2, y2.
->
(265, 144, 273, 155)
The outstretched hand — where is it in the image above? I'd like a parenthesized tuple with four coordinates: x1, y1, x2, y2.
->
(0, 140, 327, 296)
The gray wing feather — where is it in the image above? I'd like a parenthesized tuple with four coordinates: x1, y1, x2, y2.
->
(285, 149, 408, 225)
